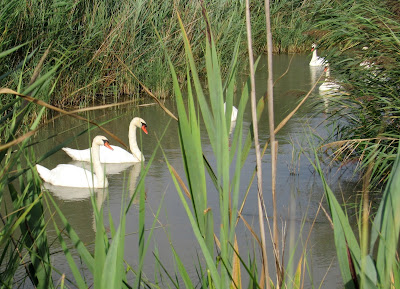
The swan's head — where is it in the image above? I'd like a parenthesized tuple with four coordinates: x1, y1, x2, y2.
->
(131, 117, 148, 134)
(93, 135, 113, 150)
(311, 43, 317, 51)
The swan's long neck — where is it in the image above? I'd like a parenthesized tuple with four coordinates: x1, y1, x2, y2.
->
(128, 122, 143, 161)
(325, 67, 331, 79)
(91, 143, 108, 187)
(312, 49, 318, 60)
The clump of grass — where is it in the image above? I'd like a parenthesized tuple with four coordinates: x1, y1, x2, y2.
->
(0, 45, 57, 288)
(1, 0, 342, 118)
(311, 133, 400, 289)
(311, 1, 400, 189)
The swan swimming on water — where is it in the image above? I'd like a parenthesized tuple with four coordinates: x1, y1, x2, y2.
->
(319, 64, 343, 95)
(224, 102, 238, 134)
(36, 135, 113, 188)
(309, 43, 326, 67)
(63, 117, 148, 163)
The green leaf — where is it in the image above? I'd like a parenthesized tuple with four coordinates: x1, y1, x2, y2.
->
(53, 220, 88, 289)
(45, 191, 95, 273)
(370, 143, 400, 288)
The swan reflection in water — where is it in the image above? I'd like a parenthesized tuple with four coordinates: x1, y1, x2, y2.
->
(128, 162, 144, 203)
(67, 161, 144, 202)
(42, 162, 143, 231)
(42, 184, 107, 232)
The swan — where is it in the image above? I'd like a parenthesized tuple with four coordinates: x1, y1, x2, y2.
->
(36, 135, 113, 188)
(224, 102, 238, 134)
(62, 117, 148, 163)
(309, 43, 326, 67)
(319, 65, 343, 95)
(224, 102, 238, 122)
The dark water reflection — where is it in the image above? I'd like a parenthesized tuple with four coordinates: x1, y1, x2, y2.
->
(19, 54, 358, 288)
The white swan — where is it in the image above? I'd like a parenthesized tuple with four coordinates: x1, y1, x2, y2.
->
(224, 102, 238, 122)
(319, 65, 343, 95)
(62, 117, 148, 163)
(36, 135, 113, 188)
(224, 102, 238, 134)
(309, 43, 326, 67)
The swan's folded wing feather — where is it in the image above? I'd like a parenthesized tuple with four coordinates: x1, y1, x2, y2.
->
(47, 164, 96, 187)
(62, 147, 92, 162)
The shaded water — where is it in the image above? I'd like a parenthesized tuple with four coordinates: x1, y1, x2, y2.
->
(17, 54, 356, 287)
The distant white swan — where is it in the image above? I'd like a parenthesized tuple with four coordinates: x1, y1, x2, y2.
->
(63, 117, 148, 163)
(309, 43, 326, 67)
(319, 65, 343, 95)
(36, 135, 113, 188)
(224, 102, 238, 134)
(224, 102, 238, 122)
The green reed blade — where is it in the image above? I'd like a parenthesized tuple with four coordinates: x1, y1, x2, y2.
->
(370, 142, 400, 288)
(310, 139, 380, 288)
(171, 245, 195, 289)
(94, 201, 107, 289)
(0, 184, 41, 247)
(0, 42, 30, 58)
(100, 219, 126, 289)
(52, 218, 88, 289)
(164, 155, 221, 288)
(44, 191, 95, 273)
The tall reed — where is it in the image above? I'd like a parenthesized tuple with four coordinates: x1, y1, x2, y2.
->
(0, 45, 57, 288)
(311, 136, 400, 289)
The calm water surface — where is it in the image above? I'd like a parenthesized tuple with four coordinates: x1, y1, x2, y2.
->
(26, 54, 355, 288)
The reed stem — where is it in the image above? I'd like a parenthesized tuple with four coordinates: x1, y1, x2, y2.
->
(264, 0, 281, 286)
(245, 0, 270, 288)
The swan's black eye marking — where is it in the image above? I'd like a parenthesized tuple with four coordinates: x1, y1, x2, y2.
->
(142, 122, 147, 128)
(103, 139, 109, 145)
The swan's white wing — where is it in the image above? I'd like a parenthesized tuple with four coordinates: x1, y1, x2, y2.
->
(310, 57, 326, 66)
(63, 145, 140, 163)
(99, 145, 139, 163)
(46, 164, 100, 188)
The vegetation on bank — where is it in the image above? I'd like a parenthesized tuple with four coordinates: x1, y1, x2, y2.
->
(311, 0, 400, 188)
(1, 0, 363, 109)
(1, 0, 264, 107)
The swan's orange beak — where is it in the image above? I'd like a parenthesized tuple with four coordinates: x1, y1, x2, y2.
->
(104, 140, 114, 150)
(141, 124, 148, 134)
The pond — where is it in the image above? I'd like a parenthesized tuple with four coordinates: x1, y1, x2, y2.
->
(22, 54, 356, 287)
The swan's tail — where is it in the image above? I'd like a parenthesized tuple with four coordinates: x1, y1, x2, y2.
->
(36, 164, 51, 183)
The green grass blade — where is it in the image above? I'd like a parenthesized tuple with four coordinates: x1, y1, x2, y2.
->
(0, 42, 30, 58)
(310, 142, 380, 288)
(94, 200, 107, 289)
(100, 219, 126, 289)
(370, 143, 400, 288)
(52, 218, 88, 289)
(171, 246, 195, 289)
(163, 155, 221, 288)
(44, 190, 95, 273)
